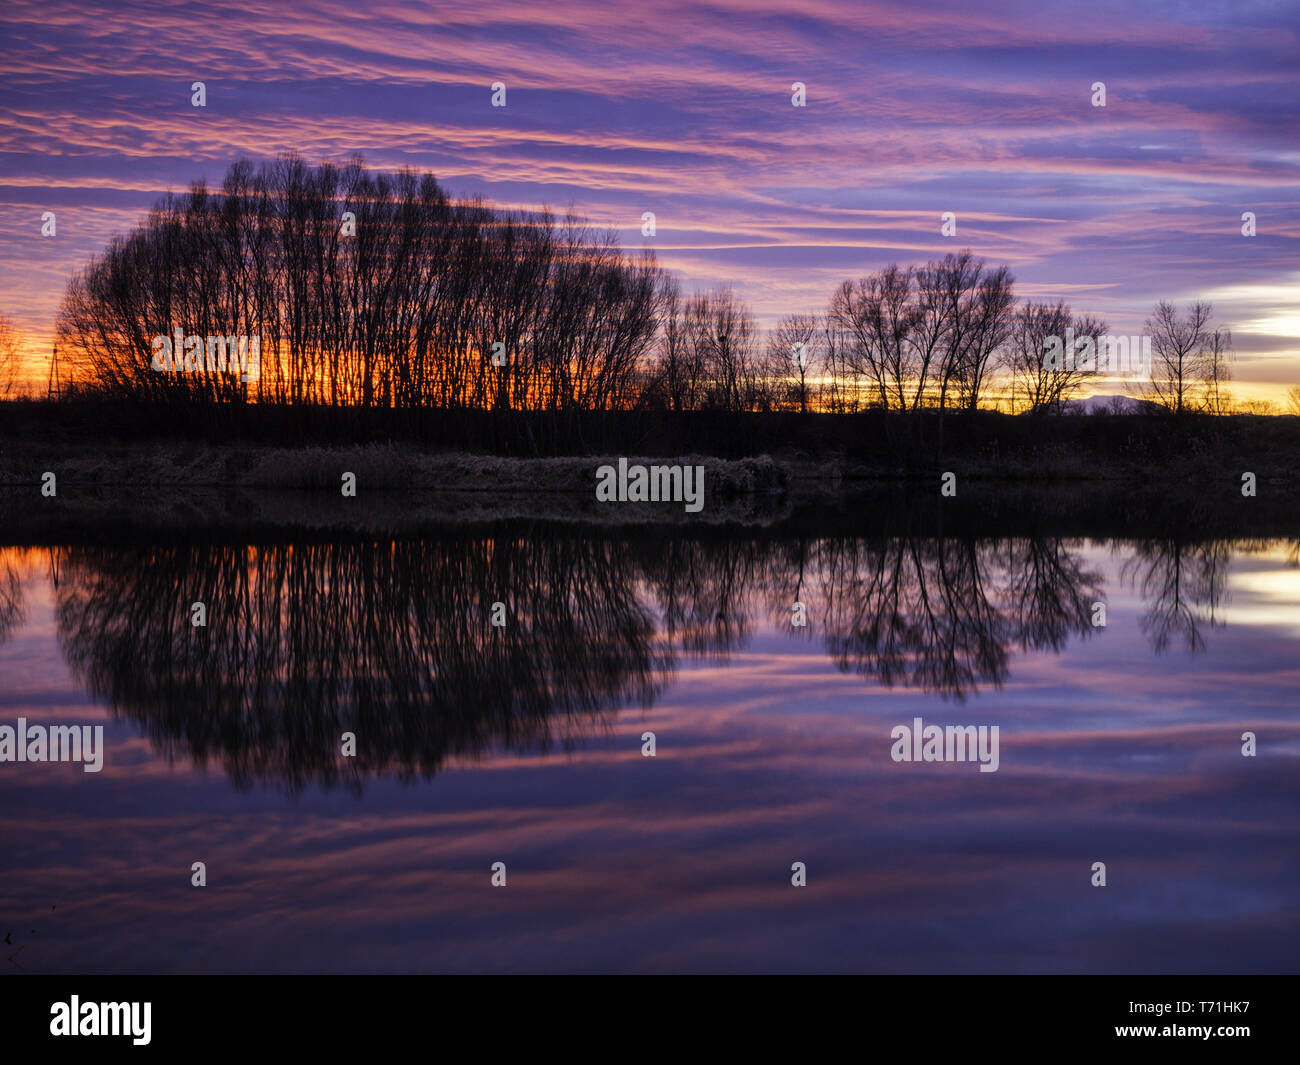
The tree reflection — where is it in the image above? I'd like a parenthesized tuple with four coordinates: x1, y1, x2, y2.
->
(1123, 539, 1231, 653)
(0, 549, 26, 649)
(50, 531, 1206, 787)
(765, 536, 1102, 701)
(54, 536, 672, 792)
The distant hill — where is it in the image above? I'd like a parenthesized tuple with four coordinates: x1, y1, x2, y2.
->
(1057, 394, 1165, 415)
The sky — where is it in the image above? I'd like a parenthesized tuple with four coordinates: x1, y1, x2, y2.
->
(1, 0, 1297, 401)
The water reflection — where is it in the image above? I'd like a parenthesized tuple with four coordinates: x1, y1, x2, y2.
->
(0, 555, 22, 648)
(52, 539, 670, 792)
(765, 537, 1102, 699)
(30, 531, 1280, 791)
(1122, 539, 1237, 653)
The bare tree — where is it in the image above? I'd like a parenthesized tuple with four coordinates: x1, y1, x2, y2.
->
(1132, 300, 1225, 414)
(1006, 301, 1107, 415)
(1201, 325, 1234, 416)
(673, 288, 760, 412)
(946, 260, 1016, 411)
(827, 276, 890, 408)
(828, 265, 930, 410)
(925, 251, 1015, 412)
(823, 252, 1014, 414)
(0, 311, 24, 398)
(762, 313, 822, 413)
(654, 281, 707, 412)
(56, 153, 669, 418)
(819, 313, 861, 412)
(1287, 384, 1300, 416)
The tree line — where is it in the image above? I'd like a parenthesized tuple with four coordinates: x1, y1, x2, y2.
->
(52, 154, 1240, 418)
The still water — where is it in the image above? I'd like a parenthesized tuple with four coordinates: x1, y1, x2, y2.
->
(1, 530, 1297, 972)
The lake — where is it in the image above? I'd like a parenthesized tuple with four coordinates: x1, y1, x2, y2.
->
(1, 523, 1296, 972)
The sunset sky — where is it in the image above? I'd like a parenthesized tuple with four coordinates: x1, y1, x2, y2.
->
(1, 0, 1297, 402)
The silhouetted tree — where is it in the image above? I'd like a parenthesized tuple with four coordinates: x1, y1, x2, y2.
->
(1131, 300, 1233, 414)
(761, 313, 822, 413)
(56, 154, 666, 419)
(0, 310, 23, 398)
(1006, 301, 1107, 414)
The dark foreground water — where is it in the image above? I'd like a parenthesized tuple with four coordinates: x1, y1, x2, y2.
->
(1, 529, 1297, 973)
